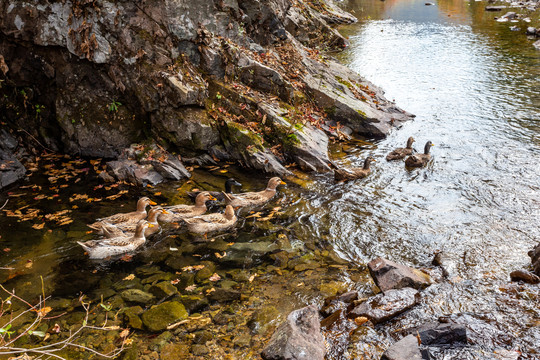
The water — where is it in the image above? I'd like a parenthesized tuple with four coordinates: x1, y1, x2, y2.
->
(1, 0, 539, 358)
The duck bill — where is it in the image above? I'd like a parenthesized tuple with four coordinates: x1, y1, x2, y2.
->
(161, 210, 170, 214)
(280, 181, 286, 185)
(208, 195, 217, 201)
(148, 224, 155, 228)
(149, 201, 157, 205)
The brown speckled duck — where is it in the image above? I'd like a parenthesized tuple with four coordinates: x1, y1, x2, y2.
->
(88, 197, 156, 232)
(222, 177, 285, 208)
(184, 205, 237, 235)
(100, 206, 168, 238)
(386, 137, 415, 161)
(160, 192, 216, 223)
(78, 220, 154, 259)
(405, 141, 434, 167)
(334, 156, 376, 181)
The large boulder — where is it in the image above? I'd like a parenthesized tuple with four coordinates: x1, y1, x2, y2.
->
(261, 304, 325, 360)
(368, 257, 432, 292)
(381, 334, 425, 360)
(348, 287, 420, 324)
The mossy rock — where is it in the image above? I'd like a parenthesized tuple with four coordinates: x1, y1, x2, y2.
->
(178, 294, 209, 313)
(120, 289, 155, 304)
(195, 261, 217, 283)
(142, 272, 175, 285)
(319, 281, 349, 298)
(136, 265, 163, 277)
(123, 306, 144, 330)
(142, 301, 188, 332)
(149, 281, 178, 298)
(161, 343, 190, 360)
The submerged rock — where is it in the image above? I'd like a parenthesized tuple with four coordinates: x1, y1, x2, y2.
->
(368, 257, 432, 292)
(348, 287, 420, 324)
(120, 289, 155, 304)
(142, 301, 188, 332)
(261, 304, 325, 360)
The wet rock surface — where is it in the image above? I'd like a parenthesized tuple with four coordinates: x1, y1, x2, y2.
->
(261, 304, 325, 360)
(381, 334, 425, 360)
(510, 269, 540, 284)
(348, 287, 420, 324)
(368, 257, 432, 292)
(0, 129, 26, 190)
(529, 242, 540, 275)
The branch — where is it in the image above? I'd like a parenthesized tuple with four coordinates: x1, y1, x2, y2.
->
(0, 199, 7, 211)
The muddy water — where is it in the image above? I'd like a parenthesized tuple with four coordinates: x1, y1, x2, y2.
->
(0, 0, 539, 358)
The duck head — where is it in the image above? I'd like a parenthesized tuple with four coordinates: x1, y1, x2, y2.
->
(224, 205, 236, 220)
(267, 177, 286, 191)
(137, 197, 157, 212)
(225, 178, 242, 193)
(134, 220, 154, 237)
(363, 156, 376, 169)
(424, 141, 434, 154)
(406, 137, 415, 149)
(147, 206, 169, 222)
(195, 192, 217, 207)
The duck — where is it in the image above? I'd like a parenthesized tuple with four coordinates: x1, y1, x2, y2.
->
(386, 137, 415, 161)
(405, 141, 434, 167)
(87, 197, 156, 231)
(160, 192, 216, 223)
(184, 205, 237, 235)
(222, 177, 285, 208)
(78, 220, 154, 259)
(334, 156, 376, 181)
(187, 178, 242, 202)
(100, 206, 168, 238)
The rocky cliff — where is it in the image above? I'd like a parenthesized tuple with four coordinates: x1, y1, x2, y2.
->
(0, 0, 413, 188)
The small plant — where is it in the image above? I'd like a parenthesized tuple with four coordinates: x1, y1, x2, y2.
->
(34, 104, 45, 119)
(108, 100, 122, 112)
(216, 93, 222, 100)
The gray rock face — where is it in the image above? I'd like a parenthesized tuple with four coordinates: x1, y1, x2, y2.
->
(0, 130, 26, 190)
(381, 334, 425, 360)
(417, 323, 468, 346)
(534, 40, 540, 50)
(348, 287, 420, 324)
(261, 305, 325, 360)
(368, 257, 432, 292)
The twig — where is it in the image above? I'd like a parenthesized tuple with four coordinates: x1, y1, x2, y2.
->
(16, 129, 54, 152)
(0, 199, 7, 211)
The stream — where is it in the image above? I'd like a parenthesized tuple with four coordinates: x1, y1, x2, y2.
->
(0, 0, 539, 358)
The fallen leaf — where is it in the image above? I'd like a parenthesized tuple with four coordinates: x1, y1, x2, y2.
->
(209, 273, 221, 282)
(205, 288, 215, 295)
(32, 223, 45, 230)
(123, 274, 135, 281)
(185, 284, 197, 292)
(25, 260, 33, 269)
(119, 329, 130, 338)
(246, 212, 262, 219)
(214, 252, 226, 259)
(171, 279, 180, 285)
(120, 254, 133, 262)
(249, 274, 256, 282)
(36, 306, 52, 317)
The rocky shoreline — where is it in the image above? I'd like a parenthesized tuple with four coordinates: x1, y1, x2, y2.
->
(0, 0, 413, 192)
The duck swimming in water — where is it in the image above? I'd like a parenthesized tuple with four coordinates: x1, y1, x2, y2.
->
(100, 206, 168, 238)
(87, 197, 156, 232)
(405, 141, 434, 167)
(184, 205, 237, 235)
(160, 192, 216, 223)
(78, 220, 154, 259)
(222, 177, 285, 208)
(187, 178, 242, 202)
(334, 156, 376, 181)
(386, 137, 415, 161)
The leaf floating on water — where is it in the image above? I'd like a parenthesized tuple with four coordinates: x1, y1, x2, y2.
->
(214, 252, 226, 259)
(169, 247, 179, 251)
(25, 260, 33, 269)
(32, 223, 45, 230)
(36, 306, 52, 317)
(185, 284, 197, 292)
(205, 288, 215, 295)
(123, 274, 135, 281)
(246, 212, 262, 219)
(170, 279, 180, 285)
(219, 169, 228, 173)
(119, 328, 130, 338)
(154, 192, 162, 196)
(209, 273, 221, 282)
(249, 274, 256, 283)
(120, 254, 133, 262)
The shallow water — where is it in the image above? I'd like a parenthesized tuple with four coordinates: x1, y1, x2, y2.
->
(0, 0, 539, 358)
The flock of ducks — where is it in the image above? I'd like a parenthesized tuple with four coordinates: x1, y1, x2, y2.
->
(78, 138, 433, 259)
(78, 178, 286, 259)
(334, 137, 434, 181)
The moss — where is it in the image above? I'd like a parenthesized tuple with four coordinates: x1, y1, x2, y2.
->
(356, 109, 366, 117)
(225, 121, 264, 152)
(324, 106, 337, 116)
(335, 75, 354, 90)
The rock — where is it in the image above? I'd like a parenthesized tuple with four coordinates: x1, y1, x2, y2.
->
(142, 301, 188, 332)
(194, 261, 217, 283)
(103, 160, 163, 186)
(425, 2, 435, 5)
(120, 289, 155, 304)
(501, 12, 517, 20)
(368, 257, 432, 292)
(509, 26, 520, 32)
(191, 344, 209, 356)
(485, 6, 506, 11)
(510, 269, 540, 284)
(413, 322, 468, 346)
(0, 130, 26, 190)
(193, 330, 213, 344)
(124, 306, 144, 330)
(160, 344, 190, 360)
(179, 294, 209, 313)
(432, 251, 457, 278)
(348, 287, 420, 324)
(207, 288, 241, 303)
(238, 59, 294, 101)
(321, 291, 358, 317)
(261, 305, 325, 360)
(526, 27, 537, 36)
(534, 40, 540, 50)
(149, 282, 179, 298)
(141, 272, 174, 285)
(381, 334, 425, 360)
